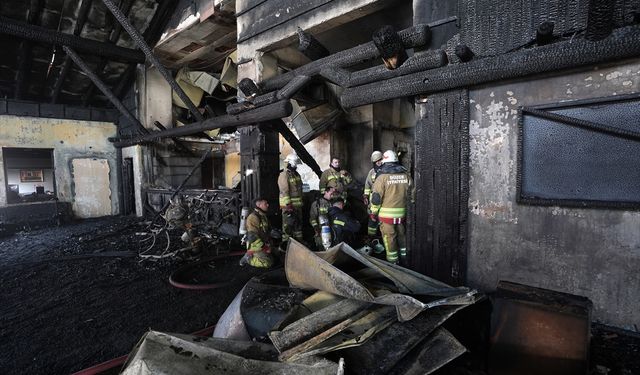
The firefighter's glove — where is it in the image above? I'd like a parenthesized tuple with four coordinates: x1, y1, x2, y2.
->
(369, 213, 378, 222)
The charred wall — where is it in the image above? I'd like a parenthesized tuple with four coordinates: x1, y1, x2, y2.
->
(467, 61, 640, 328)
(0, 115, 120, 218)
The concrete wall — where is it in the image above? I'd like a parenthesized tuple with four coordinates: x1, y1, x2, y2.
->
(0, 116, 120, 217)
(467, 60, 640, 328)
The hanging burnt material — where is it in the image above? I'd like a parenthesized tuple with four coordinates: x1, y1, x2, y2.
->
(238, 78, 262, 99)
(454, 44, 474, 62)
(297, 27, 330, 61)
(536, 22, 555, 45)
(373, 25, 409, 69)
(585, 0, 615, 41)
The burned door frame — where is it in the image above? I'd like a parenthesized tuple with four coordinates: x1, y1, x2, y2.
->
(410, 90, 469, 286)
(122, 157, 135, 215)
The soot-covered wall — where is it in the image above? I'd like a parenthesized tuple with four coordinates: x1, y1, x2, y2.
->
(467, 60, 640, 328)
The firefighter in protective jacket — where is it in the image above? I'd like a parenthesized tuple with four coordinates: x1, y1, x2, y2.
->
(319, 157, 353, 201)
(370, 150, 412, 264)
(309, 187, 337, 249)
(241, 198, 274, 268)
(278, 153, 304, 242)
(364, 150, 384, 236)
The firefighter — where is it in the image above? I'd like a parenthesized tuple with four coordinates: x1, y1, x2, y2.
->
(278, 153, 304, 242)
(309, 187, 337, 250)
(364, 150, 384, 237)
(370, 150, 412, 264)
(319, 157, 353, 201)
(240, 197, 273, 268)
(328, 199, 361, 246)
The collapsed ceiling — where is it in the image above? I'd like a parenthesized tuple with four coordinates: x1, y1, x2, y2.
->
(0, 0, 171, 108)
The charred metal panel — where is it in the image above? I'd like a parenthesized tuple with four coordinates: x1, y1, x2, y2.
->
(410, 90, 469, 286)
(518, 94, 640, 208)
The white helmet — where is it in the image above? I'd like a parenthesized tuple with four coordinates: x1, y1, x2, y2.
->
(382, 150, 398, 163)
(371, 150, 383, 163)
(284, 153, 302, 166)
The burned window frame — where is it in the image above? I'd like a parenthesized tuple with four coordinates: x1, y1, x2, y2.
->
(516, 92, 640, 210)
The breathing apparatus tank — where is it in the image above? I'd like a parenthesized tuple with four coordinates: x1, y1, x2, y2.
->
(239, 207, 249, 235)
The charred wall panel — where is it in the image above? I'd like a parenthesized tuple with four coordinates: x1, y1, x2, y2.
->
(410, 90, 469, 286)
(459, 0, 640, 57)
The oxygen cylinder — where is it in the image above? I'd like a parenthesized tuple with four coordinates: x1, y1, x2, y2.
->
(321, 225, 332, 250)
(239, 207, 249, 235)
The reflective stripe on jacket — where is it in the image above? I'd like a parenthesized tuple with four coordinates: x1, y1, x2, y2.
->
(278, 168, 303, 208)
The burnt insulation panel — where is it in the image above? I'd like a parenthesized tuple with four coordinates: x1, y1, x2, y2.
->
(459, 0, 640, 57)
(518, 94, 640, 207)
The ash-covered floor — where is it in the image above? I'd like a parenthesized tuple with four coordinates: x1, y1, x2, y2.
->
(0, 216, 264, 374)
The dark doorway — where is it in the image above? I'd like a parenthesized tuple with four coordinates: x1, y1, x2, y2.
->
(213, 154, 225, 189)
(3, 147, 56, 204)
(409, 90, 470, 286)
(122, 158, 135, 215)
(201, 157, 214, 189)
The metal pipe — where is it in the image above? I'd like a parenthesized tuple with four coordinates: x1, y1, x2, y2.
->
(101, 0, 205, 122)
(340, 26, 640, 108)
(63, 46, 147, 135)
(260, 24, 433, 91)
(113, 100, 293, 147)
(0, 15, 145, 63)
(522, 107, 640, 142)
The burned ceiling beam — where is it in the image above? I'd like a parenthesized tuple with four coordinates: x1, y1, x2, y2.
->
(320, 49, 447, 88)
(297, 27, 329, 61)
(227, 75, 311, 115)
(85, 0, 170, 105)
(536, 22, 555, 46)
(101, 0, 204, 123)
(153, 121, 197, 155)
(82, 0, 135, 106)
(260, 24, 432, 92)
(112, 100, 293, 148)
(63, 46, 148, 136)
(585, 0, 615, 41)
(51, 0, 95, 104)
(0, 15, 145, 63)
(340, 25, 640, 109)
(15, 0, 44, 100)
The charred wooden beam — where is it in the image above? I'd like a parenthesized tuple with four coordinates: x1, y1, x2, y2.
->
(320, 49, 447, 88)
(238, 78, 262, 98)
(101, 0, 204, 122)
(227, 75, 311, 115)
(372, 25, 408, 70)
(297, 27, 329, 61)
(267, 120, 322, 177)
(63, 46, 148, 135)
(454, 45, 474, 62)
(113, 100, 293, 147)
(153, 121, 196, 155)
(15, 0, 44, 100)
(340, 26, 640, 108)
(51, 0, 94, 104)
(0, 15, 145, 63)
(260, 24, 432, 92)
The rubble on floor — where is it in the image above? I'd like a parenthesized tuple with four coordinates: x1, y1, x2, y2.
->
(120, 240, 484, 374)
